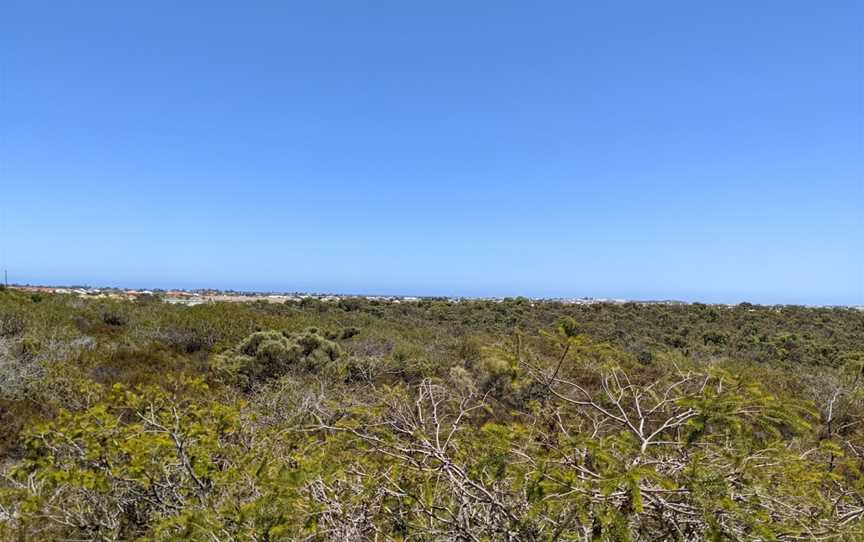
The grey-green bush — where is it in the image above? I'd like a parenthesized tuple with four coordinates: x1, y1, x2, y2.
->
(212, 329, 341, 388)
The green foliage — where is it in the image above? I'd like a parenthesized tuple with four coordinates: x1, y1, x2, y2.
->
(211, 328, 341, 387)
(1, 290, 864, 540)
(6, 379, 237, 540)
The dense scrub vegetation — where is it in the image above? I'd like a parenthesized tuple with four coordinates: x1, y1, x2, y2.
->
(1, 289, 864, 540)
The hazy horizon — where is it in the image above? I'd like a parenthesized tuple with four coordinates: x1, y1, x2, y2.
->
(8, 278, 864, 308)
(2, 1, 862, 306)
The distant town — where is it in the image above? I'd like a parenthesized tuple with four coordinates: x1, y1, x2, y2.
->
(3, 283, 634, 306)
(4, 283, 863, 310)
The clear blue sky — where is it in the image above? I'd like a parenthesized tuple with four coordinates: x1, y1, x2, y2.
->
(1, 1, 862, 304)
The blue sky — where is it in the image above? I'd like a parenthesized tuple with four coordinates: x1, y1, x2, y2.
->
(1, 1, 862, 304)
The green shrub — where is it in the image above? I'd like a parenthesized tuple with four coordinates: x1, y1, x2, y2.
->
(213, 329, 341, 388)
